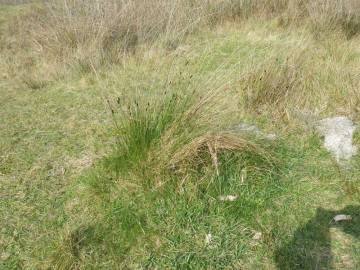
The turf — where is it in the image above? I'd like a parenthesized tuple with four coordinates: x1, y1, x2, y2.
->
(1, 4, 360, 270)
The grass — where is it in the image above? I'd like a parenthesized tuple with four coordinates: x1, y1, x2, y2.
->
(1, 1, 360, 269)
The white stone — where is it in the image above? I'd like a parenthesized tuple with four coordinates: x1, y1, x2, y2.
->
(316, 116, 357, 161)
(205, 233, 212, 245)
(218, 195, 238, 201)
(252, 232, 262, 241)
(332, 214, 352, 223)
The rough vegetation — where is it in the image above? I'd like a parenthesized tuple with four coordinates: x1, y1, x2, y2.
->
(1, 1, 360, 269)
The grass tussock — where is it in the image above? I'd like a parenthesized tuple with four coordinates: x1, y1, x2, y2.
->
(106, 81, 273, 186)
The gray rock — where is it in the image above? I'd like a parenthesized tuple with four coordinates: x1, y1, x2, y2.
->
(316, 116, 357, 161)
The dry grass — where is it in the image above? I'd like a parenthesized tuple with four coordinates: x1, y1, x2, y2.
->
(3, 0, 360, 86)
(24, 0, 206, 69)
(242, 55, 304, 116)
(305, 0, 360, 38)
(168, 132, 272, 174)
(0, 0, 32, 4)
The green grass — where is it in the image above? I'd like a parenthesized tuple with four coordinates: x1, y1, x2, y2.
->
(1, 4, 360, 270)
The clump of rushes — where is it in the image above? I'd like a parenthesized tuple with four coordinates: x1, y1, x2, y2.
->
(107, 91, 194, 180)
(106, 85, 277, 190)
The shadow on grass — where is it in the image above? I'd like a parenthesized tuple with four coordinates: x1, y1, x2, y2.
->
(275, 205, 360, 270)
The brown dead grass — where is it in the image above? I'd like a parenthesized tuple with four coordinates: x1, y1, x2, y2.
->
(167, 132, 275, 179)
(2, 0, 360, 90)
(169, 132, 268, 168)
